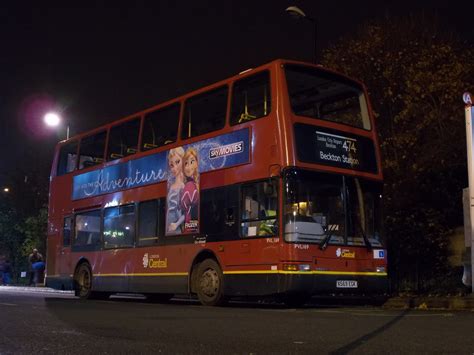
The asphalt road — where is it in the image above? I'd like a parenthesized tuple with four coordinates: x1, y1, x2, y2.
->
(0, 287, 473, 354)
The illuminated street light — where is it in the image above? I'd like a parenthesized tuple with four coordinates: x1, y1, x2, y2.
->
(44, 112, 69, 139)
(44, 112, 60, 127)
(3, 187, 9, 193)
(285, 5, 318, 63)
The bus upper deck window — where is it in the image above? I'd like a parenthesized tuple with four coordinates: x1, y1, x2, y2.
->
(231, 71, 271, 125)
(107, 118, 140, 161)
(78, 131, 106, 170)
(182, 86, 228, 139)
(57, 140, 78, 176)
(285, 64, 371, 130)
(142, 103, 180, 151)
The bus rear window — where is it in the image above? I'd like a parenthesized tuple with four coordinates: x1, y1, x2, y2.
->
(285, 65, 371, 130)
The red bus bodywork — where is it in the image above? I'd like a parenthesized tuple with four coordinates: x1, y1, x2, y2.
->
(46, 59, 387, 305)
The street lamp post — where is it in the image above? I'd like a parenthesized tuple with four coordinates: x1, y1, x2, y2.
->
(285, 5, 318, 64)
(44, 112, 69, 139)
(463, 92, 474, 293)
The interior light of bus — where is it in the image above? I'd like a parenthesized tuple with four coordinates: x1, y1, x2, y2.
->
(298, 202, 307, 209)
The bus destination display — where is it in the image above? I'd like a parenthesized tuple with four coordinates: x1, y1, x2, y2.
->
(316, 130, 360, 169)
(294, 123, 377, 173)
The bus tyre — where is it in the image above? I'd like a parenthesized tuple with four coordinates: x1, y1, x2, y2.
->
(74, 263, 110, 300)
(74, 263, 93, 299)
(195, 259, 226, 306)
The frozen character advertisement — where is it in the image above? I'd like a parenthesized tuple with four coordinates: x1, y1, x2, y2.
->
(165, 147, 186, 235)
(182, 147, 199, 233)
(165, 146, 200, 235)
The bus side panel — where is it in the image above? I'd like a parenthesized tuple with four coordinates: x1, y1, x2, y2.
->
(45, 230, 60, 289)
(128, 275, 188, 294)
(88, 245, 190, 294)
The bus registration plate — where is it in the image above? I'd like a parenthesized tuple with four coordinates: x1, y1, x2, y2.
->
(336, 280, 358, 288)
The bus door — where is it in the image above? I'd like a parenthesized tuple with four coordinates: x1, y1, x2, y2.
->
(58, 216, 73, 278)
(234, 179, 279, 265)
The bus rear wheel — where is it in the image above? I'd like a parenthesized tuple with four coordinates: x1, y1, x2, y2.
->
(74, 263, 93, 299)
(74, 262, 110, 300)
(195, 259, 226, 306)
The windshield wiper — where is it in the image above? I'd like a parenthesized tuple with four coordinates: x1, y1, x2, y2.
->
(319, 229, 333, 250)
(355, 217, 372, 251)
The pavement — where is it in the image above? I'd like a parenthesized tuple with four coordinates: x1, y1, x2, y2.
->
(382, 294, 474, 311)
(0, 284, 73, 294)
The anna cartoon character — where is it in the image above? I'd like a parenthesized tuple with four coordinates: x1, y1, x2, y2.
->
(166, 147, 185, 235)
(181, 147, 199, 233)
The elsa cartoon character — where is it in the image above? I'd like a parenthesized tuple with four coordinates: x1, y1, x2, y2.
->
(181, 147, 199, 233)
(166, 147, 185, 235)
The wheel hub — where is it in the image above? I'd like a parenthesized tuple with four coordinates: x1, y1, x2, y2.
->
(200, 268, 219, 297)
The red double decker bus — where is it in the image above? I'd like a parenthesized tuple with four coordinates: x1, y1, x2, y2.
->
(46, 59, 387, 306)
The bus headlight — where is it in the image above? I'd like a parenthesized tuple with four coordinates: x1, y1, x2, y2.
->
(283, 264, 312, 271)
(283, 264, 298, 271)
(376, 266, 386, 273)
(299, 264, 311, 271)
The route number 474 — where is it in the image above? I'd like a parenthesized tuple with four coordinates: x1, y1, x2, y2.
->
(343, 140, 357, 153)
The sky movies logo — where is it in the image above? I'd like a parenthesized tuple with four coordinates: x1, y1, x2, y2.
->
(209, 141, 244, 159)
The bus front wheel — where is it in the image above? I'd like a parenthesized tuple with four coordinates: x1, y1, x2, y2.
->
(195, 259, 226, 306)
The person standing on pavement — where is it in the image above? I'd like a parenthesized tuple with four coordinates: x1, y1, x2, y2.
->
(28, 248, 44, 286)
(0, 256, 5, 285)
(2, 259, 12, 286)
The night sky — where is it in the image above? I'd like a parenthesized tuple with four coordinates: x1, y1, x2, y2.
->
(0, 0, 471, 186)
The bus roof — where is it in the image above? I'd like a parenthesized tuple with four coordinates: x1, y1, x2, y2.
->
(58, 59, 365, 144)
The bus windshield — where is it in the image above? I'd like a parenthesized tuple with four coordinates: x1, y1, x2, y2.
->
(284, 170, 383, 247)
(285, 64, 371, 130)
